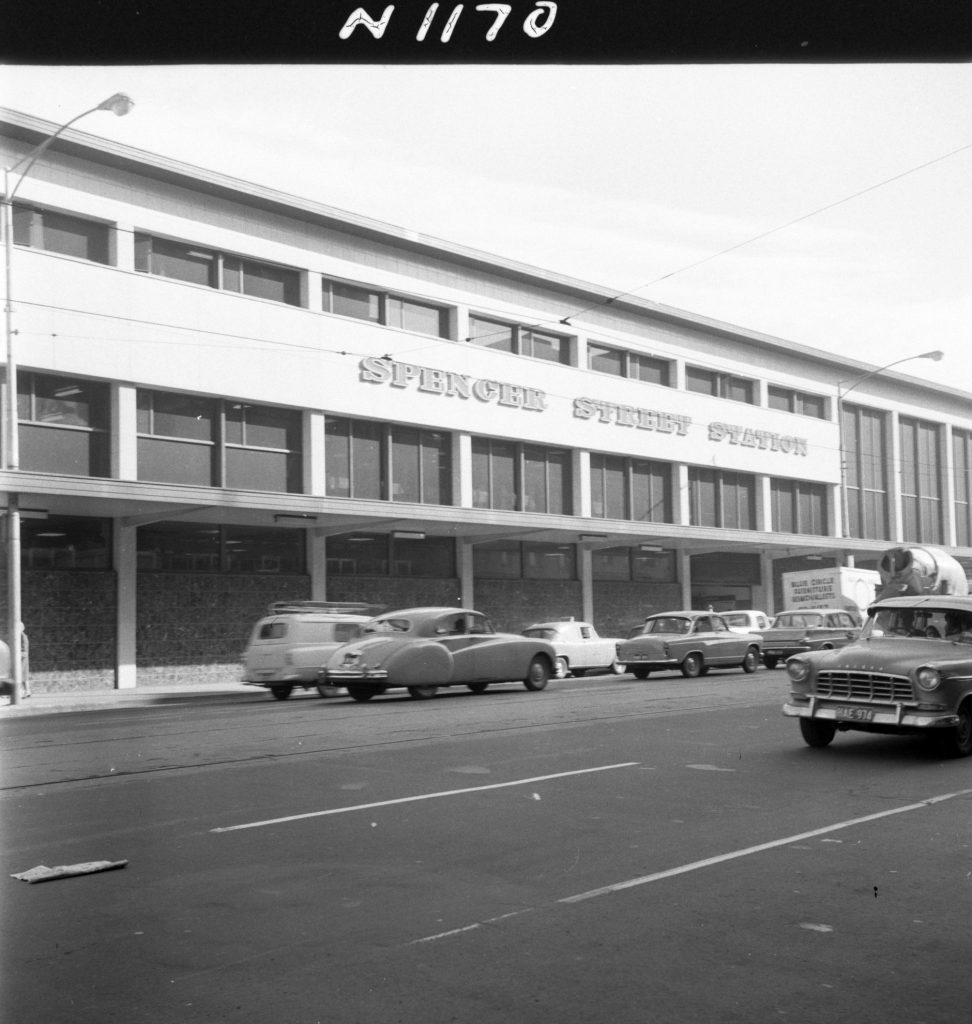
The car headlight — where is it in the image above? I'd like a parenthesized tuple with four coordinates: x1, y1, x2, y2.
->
(916, 667, 943, 692)
(787, 659, 810, 683)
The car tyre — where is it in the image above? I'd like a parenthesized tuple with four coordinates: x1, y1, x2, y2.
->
(347, 684, 376, 702)
(742, 647, 760, 673)
(609, 659, 626, 675)
(932, 700, 972, 758)
(270, 685, 293, 700)
(316, 684, 341, 698)
(553, 656, 569, 679)
(680, 653, 703, 678)
(799, 718, 837, 748)
(763, 655, 779, 670)
(467, 682, 489, 694)
(523, 657, 551, 691)
(407, 685, 439, 700)
(631, 666, 650, 679)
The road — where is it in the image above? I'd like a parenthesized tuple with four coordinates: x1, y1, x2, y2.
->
(2, 671, 970, 1024)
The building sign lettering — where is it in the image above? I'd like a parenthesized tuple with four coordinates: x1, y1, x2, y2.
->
(357, 358, 809, 456)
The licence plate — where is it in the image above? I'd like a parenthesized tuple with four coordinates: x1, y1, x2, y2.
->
(834, 705, 874, 722)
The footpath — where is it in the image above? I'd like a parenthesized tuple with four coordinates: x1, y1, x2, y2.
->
(0, 681, 262, 717)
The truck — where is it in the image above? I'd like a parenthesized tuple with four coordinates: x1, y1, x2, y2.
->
(780, 565, 881, 622)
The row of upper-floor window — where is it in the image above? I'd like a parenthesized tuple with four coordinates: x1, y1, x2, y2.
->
(12, 202, 828, 418)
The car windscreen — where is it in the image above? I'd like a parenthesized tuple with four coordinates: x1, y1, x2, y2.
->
(523, 628, 557, 640)
(774, 613, 823, 628)
(864, 607, 972, 641)
(723, 614, 751, 628)
(362, 618, 411, 634)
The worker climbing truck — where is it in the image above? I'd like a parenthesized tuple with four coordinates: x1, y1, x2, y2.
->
(782, 546, 972, 757)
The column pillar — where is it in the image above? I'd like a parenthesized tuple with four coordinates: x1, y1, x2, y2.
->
(114, 521, 136, 689)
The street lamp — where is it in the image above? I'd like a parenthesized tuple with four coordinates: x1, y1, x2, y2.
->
(837, 349, 944, 542)
(3, 94, 134, 705)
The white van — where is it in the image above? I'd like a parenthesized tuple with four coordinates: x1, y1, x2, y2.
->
(242, 602, 377, 700)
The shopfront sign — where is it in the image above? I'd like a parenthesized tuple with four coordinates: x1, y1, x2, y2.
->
(358, 356, 809, 457)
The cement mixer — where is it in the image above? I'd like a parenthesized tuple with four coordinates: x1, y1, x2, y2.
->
(876, 546, 969, 600)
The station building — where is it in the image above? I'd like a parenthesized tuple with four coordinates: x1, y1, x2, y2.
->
(3, 107, 972, 691)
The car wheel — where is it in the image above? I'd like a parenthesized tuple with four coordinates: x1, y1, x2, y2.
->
(523, 657, 551, 691)
(680, 653, 703, 678)
(799, 718, 837, 748)
(407, 685, 439, 700)
(609, 659, 626, 675)
(467, 682, 489, 694)
(632, 666, 650, 679)
(933, 700, 972, 758)
(742, 647, 759, 673)
(553, 656, 569, 679)
(763, 655, 779, 670)
(347, 684, 376, 702)
(270, 685, 293, 700)
(316, 684, 341, 698)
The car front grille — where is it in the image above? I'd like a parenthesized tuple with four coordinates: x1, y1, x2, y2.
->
(815, 671, 915, 704)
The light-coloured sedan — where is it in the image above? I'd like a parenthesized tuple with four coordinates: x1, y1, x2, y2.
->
(522, 619, 626, 678)
(617, 610, 763, 679)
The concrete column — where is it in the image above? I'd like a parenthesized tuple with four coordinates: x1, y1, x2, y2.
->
(677, 464, 691, 525)
(305, 270, 323, 313)
(757, 475, 772, 533)
(114, 521, 137, 689)
(114, 222, 135, 271)
(309, 529, 328, 600)
(452, 306, 469, 343)
(112, 383, 138, 480)
(305, 409, 326, 496)
(678, 549, 692, 608)
(574, 449, 591, 517)
(457, 538, 475, 608)
(579, 546, 594, 623)
(760, 551, 775, 614)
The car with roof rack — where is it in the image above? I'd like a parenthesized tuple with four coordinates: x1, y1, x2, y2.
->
(242, 601, 381, 700)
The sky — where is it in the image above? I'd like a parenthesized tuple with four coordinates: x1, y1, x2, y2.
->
(1, 63, 969, 391)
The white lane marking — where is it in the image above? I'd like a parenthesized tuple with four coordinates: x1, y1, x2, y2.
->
(559, 788, 972, 904)
(211, 762, 640, 833)
(411, 909, 534, 945)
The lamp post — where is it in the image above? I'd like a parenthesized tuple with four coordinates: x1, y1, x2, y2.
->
(3, 94, 133, 705)
(837, 349, 944, 542)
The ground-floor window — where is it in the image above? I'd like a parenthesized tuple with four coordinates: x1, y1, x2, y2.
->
(474, 540, 576, 580)
(591, 546, 677, 582)
(20, 515, 111, 569)
(325, 533, 455, 577)
(136, 522, 305, 573)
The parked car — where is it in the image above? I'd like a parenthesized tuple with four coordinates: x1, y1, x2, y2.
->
(783, 595, 972, 757)
(760, 608, 861, 669)
(522, 619, 626, 677)
(616, 610, 762, 679)
(721, 609, 772, 635)
(322, 607, 557, 701)
(242, 601, 376, 700)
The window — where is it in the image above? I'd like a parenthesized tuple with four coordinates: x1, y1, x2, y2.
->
(13, 204, 109, 264)
(685, 366, 756, 405)
(588, 342, 671, 386)
(137, 391, 302, 492)
(473, 540, 575, 580)
(841, 403, 889, 540)
(592, 547, 677, 582)
(325, 417, 452, 505)
(325, 533, 455, 578)
(21, 515, 111, 570)
(767, 385, 826, 419)
(899, 416, 943, 543)
(771, 479, 828, 535)
(590, 454, 672, 522)
(468, 315, 570, 364)
(472, 438, 572, 514)
(688, 468, 756, 530)
(323, 279, 449, 338)
(135, 234, 300, 306)
(136, 522, 305, 573)
(953, 429, 972, 547)
(17, 373, 110, 477)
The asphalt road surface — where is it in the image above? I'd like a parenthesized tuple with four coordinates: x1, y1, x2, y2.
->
(2, 671, 970, 1024)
